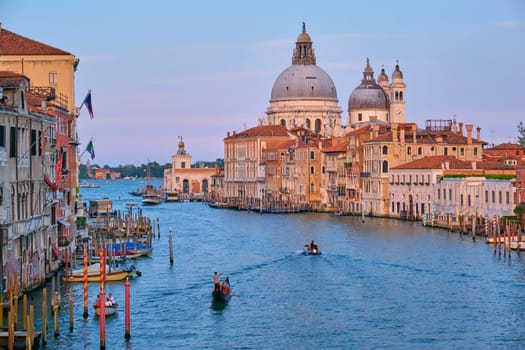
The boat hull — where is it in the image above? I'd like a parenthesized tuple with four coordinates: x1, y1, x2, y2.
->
(94, 305, 118, 317)
(212, 278, 231, 302)
(65, 269, 135, 283)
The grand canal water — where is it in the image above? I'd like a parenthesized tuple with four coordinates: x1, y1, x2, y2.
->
(24, 179, 525, 349)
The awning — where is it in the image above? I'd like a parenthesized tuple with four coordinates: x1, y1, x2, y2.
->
(58, 219, 71, 241)
(52, 245, 60, 258)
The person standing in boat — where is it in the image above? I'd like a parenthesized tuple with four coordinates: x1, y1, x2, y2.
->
(213, 271, 222, 293)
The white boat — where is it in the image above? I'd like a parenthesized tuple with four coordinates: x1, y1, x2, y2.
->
(142, 185, 162, 205)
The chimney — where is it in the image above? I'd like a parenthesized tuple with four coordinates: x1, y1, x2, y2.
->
(458, 122, 463, 136)
(392, 123, 398, 142)
(476, 126, 481, 141)
(412, 125, 417, 144)
(400, 127, 405, 143)
(466, 124, 473, 144)
(453, 119, 457, 134)
(370, 116, 377, 139)
(441, 161, 449, 169)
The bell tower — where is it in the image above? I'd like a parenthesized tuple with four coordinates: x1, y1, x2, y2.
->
(389, 61, 406, 123)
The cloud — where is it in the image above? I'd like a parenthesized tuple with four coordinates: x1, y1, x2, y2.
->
(493, 20, 522, 28)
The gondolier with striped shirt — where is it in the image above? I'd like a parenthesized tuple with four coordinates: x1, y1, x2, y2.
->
(213, 271, 223, 293)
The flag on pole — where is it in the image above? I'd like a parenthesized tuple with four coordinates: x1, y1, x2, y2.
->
(85, 139, 95, 159)
(80, 90, 94, 119)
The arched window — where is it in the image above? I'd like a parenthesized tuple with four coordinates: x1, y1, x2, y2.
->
(474, 147, 478, 156)
(382, 145, 388, 155)
(407, 147, 412, 155)
(310, 166, 315, 174)
(306, 119, 311, 129)
(280, 119, 286, 127)
(399, 91, 403, 101)
(395, 91, 399, 101)
(418, 147, 422, 155)
(444, 147, 448, 156)
(382, 160, 388, 173)
(202, 179, 209, 193)
(310, 182, 315, 193)
(315, 119, 321, 133)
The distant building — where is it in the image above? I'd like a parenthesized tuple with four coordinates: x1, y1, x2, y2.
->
(164, 137, 218, 199)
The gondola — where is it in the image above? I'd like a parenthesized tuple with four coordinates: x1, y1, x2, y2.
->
(303, 243, 321, 255)
(212, 277, 231, 302)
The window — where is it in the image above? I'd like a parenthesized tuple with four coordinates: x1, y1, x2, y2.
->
(315, 119, 321, 132)
(474, 147, 478, 156)
(0, 125, 5, 147)
(310, 166, 314, 174)
(310, 151, 315, 160)
(382, 146, 388, 155)
(49, 71, 58, 84)
(449, 189, 452, 201)
(437, 189, 441, 200)
(181, 162, 186, 169)
(280, 119, 286, 127)
(492, 191, 495, 203)
(485, 190, 488, 203)
(418, 147, 422, 155)
(395, 91, 399, 101)
(358, 113, 362, 122)
(499, 191, 502, 204)
(407, 147, 411, 155)
(306, 119, 311, 129)
(31, 130, 37, 156)
(444, 147, 448, 156)
(10, 127, 17, 158)
(399, 91, 403, 101)
(460, 194, 464, 206)
(382, 160, 388, 173)
(460, 148, 464, 156)
(310, 182, 315, 193)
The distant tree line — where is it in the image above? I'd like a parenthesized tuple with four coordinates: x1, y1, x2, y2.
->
(79, 159, 224, 179)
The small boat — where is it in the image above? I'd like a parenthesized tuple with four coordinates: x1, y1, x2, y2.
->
(88, 198, 114, 217)
(110, 242, 152, 257)
(142, 185, 162, 205)
(80, 183, 101, 188)
(303, 241, 321, 255)
(64, 263, 138, 283)
(129, 188, 144, 196)
(164, 190, 183, 202)
(93, 299, 118, 317)
(212, 277, 231, 302)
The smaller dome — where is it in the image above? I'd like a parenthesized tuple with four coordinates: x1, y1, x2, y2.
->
(348, 84, 389, 110)
(378, 67, 389, 84)
(392, 63, 404, 80)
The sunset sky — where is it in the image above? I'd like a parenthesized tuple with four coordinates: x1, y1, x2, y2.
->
(2, 0, 524, 166)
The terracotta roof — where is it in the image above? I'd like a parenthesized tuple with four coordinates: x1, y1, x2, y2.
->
(225, 125, 291, 139)
(265, 139, 296, 151)
(392, 156, 473, 170)
(322, 141, 347, 153)
(486, 142, 523, 150)
(0, 27, 72, 55)
(0, 71, 28, 87)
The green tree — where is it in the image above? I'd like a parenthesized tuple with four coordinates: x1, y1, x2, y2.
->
(518, 121, 525, 148)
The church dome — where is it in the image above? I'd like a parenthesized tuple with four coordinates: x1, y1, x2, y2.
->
(270, 23, 338, 102)
(271, 65, 338, 101)
(348, 59, 389, 110)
